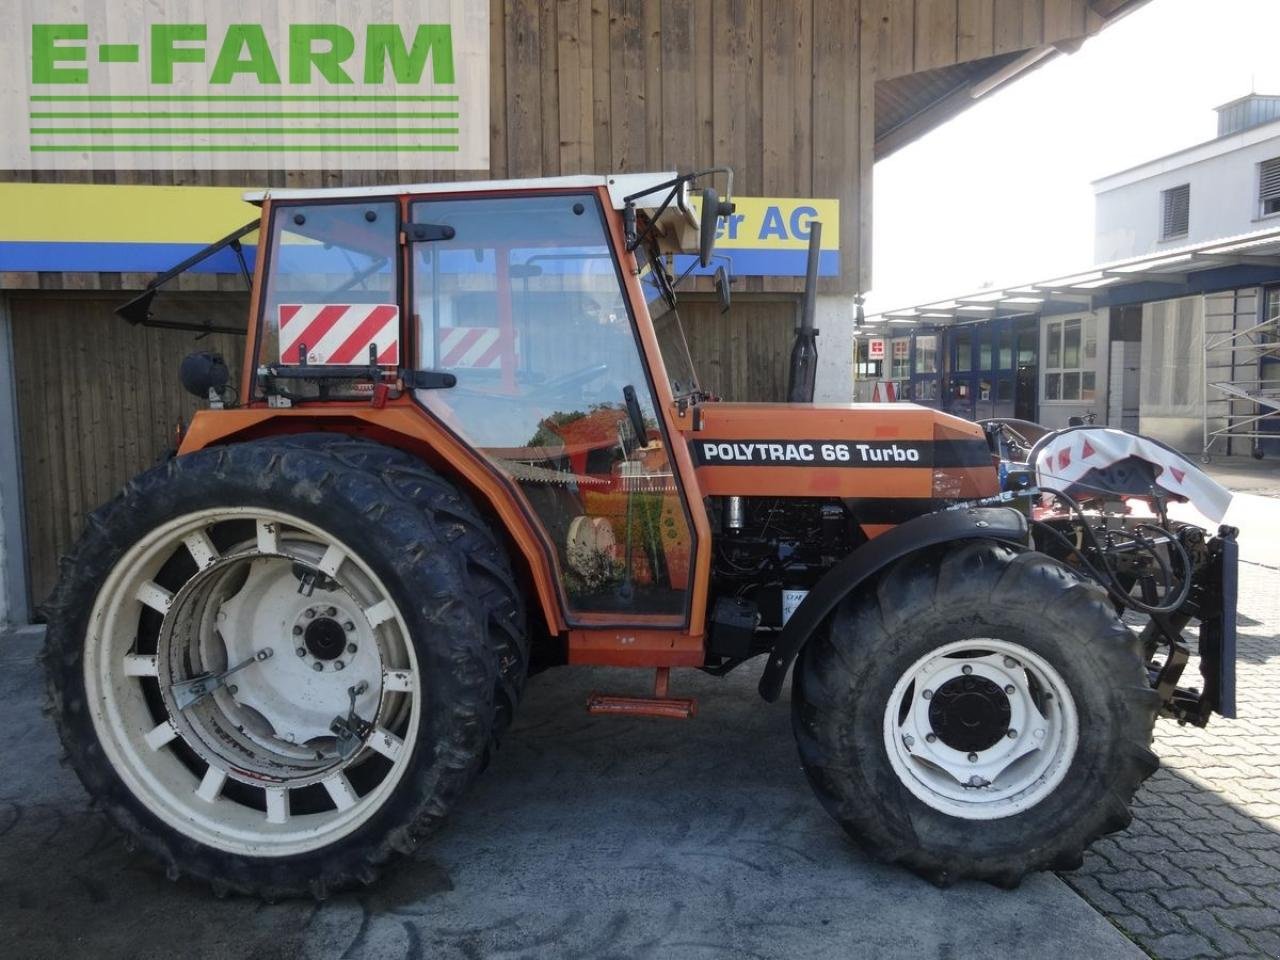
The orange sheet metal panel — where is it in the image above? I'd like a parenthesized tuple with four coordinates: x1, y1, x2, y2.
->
(683, 401, 996, 500)
(178, 402, 569, 636)
(567, 628, 706, 668)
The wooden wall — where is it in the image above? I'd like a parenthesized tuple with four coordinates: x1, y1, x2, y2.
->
(2, 0, 1121, 300)
(9, 295, 246, 607)
(679, 296, 799, 401)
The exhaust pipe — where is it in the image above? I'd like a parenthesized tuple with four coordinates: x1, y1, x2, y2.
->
(787, 222, 822, 403)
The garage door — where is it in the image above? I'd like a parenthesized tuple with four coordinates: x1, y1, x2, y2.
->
(10, 295, 246, 613)
(678, 296, 798, 402)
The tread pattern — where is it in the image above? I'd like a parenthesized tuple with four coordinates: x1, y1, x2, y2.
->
(268, 434, 530, 750)
(43, 435, 526, 898)
(792, 539, 1161, 887)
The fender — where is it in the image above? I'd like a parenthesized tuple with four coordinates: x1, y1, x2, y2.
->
(177, 403, 570, 636)
(757, 506, 1028, 701)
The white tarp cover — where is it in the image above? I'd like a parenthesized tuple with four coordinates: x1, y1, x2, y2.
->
(1034, 428, 1233, 523)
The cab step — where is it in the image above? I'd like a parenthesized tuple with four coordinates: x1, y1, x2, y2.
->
(586, 668, 697, 720)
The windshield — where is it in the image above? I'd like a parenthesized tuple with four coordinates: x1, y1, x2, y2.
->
(636, 243, 701, 399)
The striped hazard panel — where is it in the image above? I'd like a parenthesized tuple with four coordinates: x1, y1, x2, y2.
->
(278, 304, 400, 366)
(437, 326, 513, 369)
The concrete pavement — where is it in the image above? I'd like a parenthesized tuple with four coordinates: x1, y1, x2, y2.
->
(0, 628, 1141, 960)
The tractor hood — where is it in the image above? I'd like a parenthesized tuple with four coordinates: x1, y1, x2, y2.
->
(685, 402, 998, 503)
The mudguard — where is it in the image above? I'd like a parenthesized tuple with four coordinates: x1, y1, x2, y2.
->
(757, 506, 1028, 702)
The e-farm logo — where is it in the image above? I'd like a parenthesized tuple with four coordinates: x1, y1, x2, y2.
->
(4, 2, 489, 170)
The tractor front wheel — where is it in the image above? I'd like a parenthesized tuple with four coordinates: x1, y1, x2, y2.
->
(45, 436, 521, 898)
(791, 540, 1160, 887)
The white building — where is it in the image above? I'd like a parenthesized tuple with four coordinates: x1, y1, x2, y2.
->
(1095, 94, 1280, 260)
(867, 94, 1280, 459)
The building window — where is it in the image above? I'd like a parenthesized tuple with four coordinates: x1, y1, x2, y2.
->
(1043, 316, 1097, 402)
(1161, 184, 1190, 240)
(889, 338, 911, 379)
(1260, 158, 1280, 217)
(914, 335, 938, 375)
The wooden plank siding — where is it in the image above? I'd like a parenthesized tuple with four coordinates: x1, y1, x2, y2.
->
(0, 0, 1120, 300)
(9, 295, 247, 607)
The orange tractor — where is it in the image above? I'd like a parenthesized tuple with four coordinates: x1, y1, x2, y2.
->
(46, 171, 1238, 898)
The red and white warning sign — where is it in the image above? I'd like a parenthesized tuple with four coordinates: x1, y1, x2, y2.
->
(868, 338, 885, 360)
(437, 326, 512, 369)
(278, 303, 400, 366)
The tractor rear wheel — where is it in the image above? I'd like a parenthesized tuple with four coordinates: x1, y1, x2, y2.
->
(44, 436, 523, 898)
(791, 540, 1160, 887)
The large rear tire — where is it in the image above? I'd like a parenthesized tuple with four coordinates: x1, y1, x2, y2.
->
(45, 436, 522, 898)
(791, 540, 1160, 887)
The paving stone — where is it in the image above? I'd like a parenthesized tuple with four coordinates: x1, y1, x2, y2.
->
(1154, 885, 1229, 911)
(1066, 874, 1129, 915)
(1109, 913, 1157, 938)
(1240, 929, 1280, 957)
(1177, 909, 1260, 956)
(1139, 931, 1221, 960)
(1211, 906, 1280, 932)
(1060, 558, 1280, 960)
(1111, 891, 1198, 935)
(1198, 870, 1265, 906)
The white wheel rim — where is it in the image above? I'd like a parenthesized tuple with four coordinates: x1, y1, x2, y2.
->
(83, 508, 421, 857)
(882, 638, 1079, 820)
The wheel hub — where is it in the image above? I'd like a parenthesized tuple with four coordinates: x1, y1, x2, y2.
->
(304, 617, 348, 661)
(883, 639, 1079, 820)
(928, 675, 1011, 753)
(210, 556, 383, 751)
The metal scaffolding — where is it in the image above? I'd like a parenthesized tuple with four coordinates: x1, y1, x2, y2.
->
(1202, 289, 1280, 461)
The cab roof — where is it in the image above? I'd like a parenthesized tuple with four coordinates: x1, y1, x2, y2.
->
(242, 172, 681, 212)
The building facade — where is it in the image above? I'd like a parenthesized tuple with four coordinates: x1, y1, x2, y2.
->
(869, 93, 1280, 461)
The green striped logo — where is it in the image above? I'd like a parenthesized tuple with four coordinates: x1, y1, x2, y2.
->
(11, 5, 488, 169)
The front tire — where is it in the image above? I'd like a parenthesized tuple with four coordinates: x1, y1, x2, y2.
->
(45, 437, 514, 898)
(791, 540, 1159, 887)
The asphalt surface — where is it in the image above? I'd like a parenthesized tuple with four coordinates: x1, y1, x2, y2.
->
(0, 627, 1142, 960)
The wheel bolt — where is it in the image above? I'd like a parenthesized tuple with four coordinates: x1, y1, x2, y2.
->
(347, 643, 357, 654)
(304, 608, 316, 619)
(925, 733, 937, 743)
(228, 684, 238, 695)
(903, 735, 915, 748)
(325, 606, 337, 617)
(295, 647, 306, 658)
(312, 662, 323, 672)
(961, 664, 973, 675)
(969, 775, 984, 787)
(922, 689, 933, 700)
(292, 625, 303, 636)
(1007, 728, 1018, 738)
(343, 621, 355, 632)
(1003, 656, 1018, 668)
(968, 752, 979, 763)
(1004, 684, 1015, 695)
(334, 660, 345, 671)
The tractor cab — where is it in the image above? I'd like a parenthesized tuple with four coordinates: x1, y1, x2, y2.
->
(238, 172, 730, 626)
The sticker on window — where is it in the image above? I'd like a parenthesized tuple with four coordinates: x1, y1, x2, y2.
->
(278, 304, 400, 366)
(437, 325, 515, 369)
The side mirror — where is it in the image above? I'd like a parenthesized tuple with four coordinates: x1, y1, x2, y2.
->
(699, 188, 735, 268)
(715, 264, 732, 314)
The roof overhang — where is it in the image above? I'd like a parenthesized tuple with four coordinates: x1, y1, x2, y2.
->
(866, 225, 1280, 329)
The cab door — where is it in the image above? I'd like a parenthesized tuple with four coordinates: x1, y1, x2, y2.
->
(409, 191, 696, 627)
